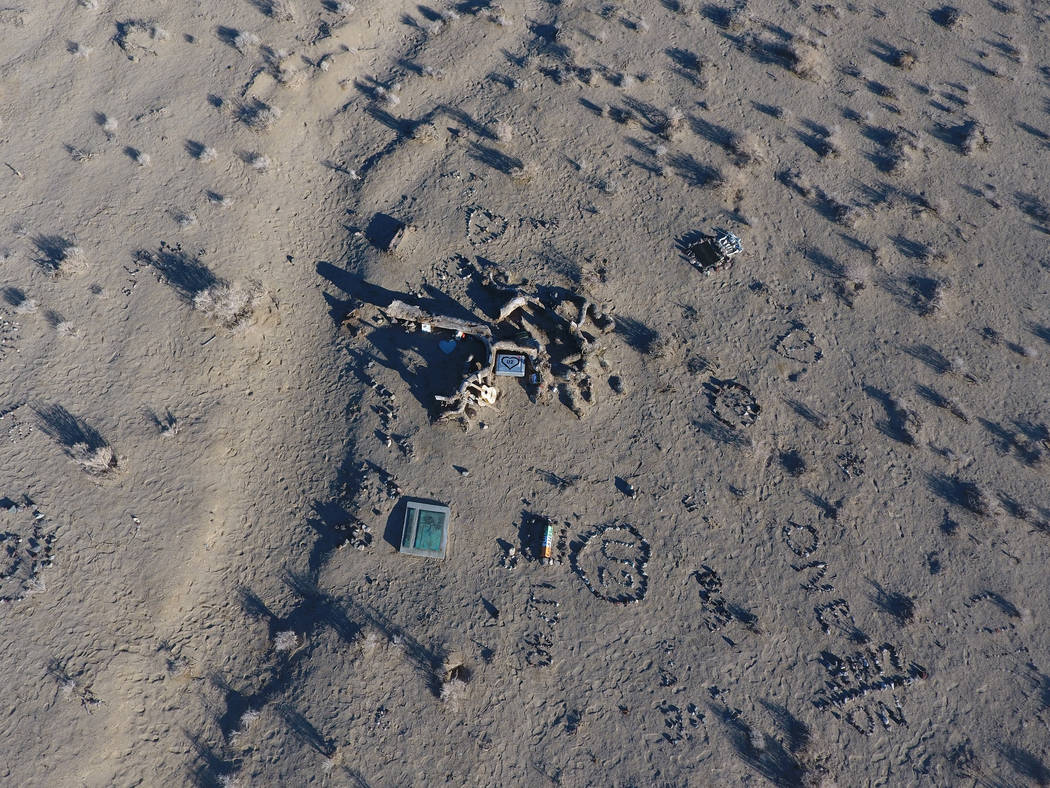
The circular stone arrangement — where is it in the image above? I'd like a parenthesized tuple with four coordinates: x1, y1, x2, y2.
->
(782, 521, 819, 557)
(0, 500, 55, 603)
(570, 523, 651, 604)
(775, 324, 823, 364)
(706, 378, 761, 428)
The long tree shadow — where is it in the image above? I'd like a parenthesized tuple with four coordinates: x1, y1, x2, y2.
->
(318, 261, 477, 326)
(282, 570, 360, 642)
(135, 244, 220, 303)
(277, 704, 335, 757)
(306, 500, 358, 574)
(214, 576, 364, 746)
(184, 728, 242, 787)
(1000, 744, 1050, 786)
(339, 592, 446, 696)
(318, 438, 449, 690)
(903, 343, 952, 374)
(33, 404, 108, 451)
(665, 46, 705, 85)
(926, 471, 993, 517)
(467, 140, 523, 175)
(362, 102, 418, 136)
(32, 235, 75, 274)
(758, 700, 811, 755)
(863, 385, 918, 445)
(434, 102, 497, 140)
(215, 532, 447, 771)
(218, 540, 371, 740)
(712, 705, 806, 787)
(867, 579, 916, 625)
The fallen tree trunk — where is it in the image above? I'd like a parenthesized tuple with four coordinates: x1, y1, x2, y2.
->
(380, 300, 492, 338)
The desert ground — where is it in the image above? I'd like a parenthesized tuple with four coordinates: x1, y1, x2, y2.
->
(1, 0, 1049, 785)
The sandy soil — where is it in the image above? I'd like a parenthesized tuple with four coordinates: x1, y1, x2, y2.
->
(1, 1, 1049, 785)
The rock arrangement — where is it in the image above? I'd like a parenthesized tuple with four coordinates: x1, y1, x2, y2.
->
(569, 523, 651, 604)
(0, 499, 55, 604)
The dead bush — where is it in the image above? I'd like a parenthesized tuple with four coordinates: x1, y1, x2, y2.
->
(193, 279, 264, 329)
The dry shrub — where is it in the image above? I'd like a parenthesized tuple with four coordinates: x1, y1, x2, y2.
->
(230, 709, 261, 743)
(439, 677, 468, 709)
(276, 67, 305, 89)
(274, 630, 300, 651)
(892, 49, 918, 69)
(494, 120, 513, 142)
(886, 128, 923, 173)
(843, 260, 871, 289)
(374, 85, 400, 107)
(240, 100, 282, 131)
(919, 277, 951, 317)
(726, 7, 751, 30)
(69, 442, 118, 475)
(921, 245, 948, 265)
(660, 106, 685, 140)
(438, 652, 470, 710)
(960, 119, 991, 155)
(360, 631, 382, 655)
(814, 127, 842, 159)
(931, 5, 962, 28)
(790, 45, 825, 80)
(729, 131, 765, 167)
(248, 153, 271, 171)
(193, 280, 264, 329)
(15, 297, 38, 315)
(267, 0, 296, 21)
(774, 37, 827, 81)
(233, 31, 259, 53)
(55, 245, 87, 276)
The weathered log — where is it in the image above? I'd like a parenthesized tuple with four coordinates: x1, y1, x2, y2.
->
(491, 340, 539, 357)
(498, 293, 541, 322)
(380, 300, 492, 338)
